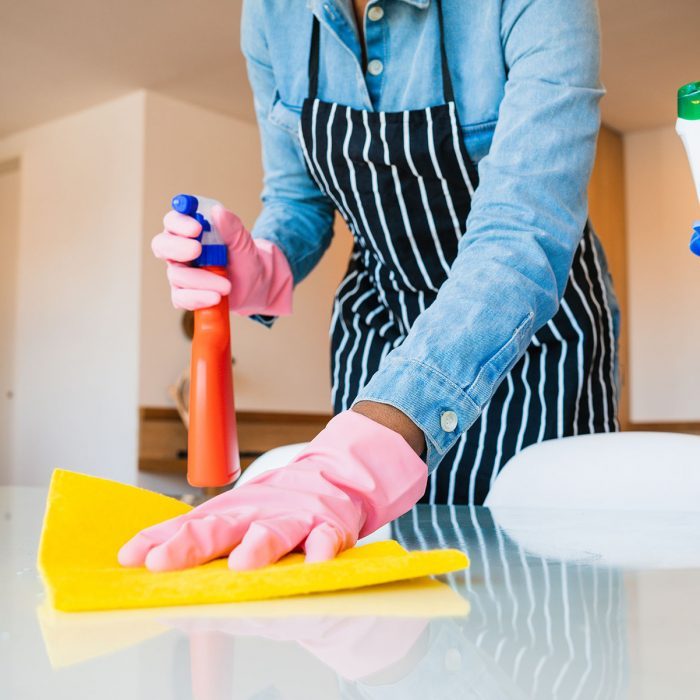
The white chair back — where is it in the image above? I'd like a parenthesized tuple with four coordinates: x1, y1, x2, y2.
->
(236, 443, 309, 487)
(485, 432, 700, 511)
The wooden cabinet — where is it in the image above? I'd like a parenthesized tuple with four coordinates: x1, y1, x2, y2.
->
(138, 407, 330, 478)
(588, 125, 630, 428)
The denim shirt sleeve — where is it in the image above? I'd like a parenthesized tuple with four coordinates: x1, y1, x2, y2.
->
(241, 0, 335, 287)
(354, 0, 605, 472)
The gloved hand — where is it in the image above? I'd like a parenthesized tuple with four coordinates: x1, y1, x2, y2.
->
(152, 204, 294, 315)
(118, 411, 428, 572)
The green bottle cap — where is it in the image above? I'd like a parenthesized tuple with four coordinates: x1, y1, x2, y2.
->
(678, 81, 700, 120)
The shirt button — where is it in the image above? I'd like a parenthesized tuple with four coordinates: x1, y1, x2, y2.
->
(367, 59, 384, 76)
(440, 411, 458, 433)
(368, 5, 384, 21)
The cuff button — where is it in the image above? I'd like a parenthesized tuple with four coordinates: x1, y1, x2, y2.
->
(440, 410, 458, 433)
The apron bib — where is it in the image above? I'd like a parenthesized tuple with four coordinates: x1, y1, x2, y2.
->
(299, 0, 618, 505)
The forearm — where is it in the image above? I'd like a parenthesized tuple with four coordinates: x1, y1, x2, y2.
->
(252, 198, 334, 285)
(243, 7, 336, 286)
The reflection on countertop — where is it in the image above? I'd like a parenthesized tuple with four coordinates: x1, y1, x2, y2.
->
(2, 488, 700, 699)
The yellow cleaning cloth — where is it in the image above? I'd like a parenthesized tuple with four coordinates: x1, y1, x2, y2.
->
(38, 470, 469, 612)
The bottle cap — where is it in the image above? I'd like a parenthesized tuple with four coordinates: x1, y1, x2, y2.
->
(194, 244, 228, 268)
(678, 82, 700, 120)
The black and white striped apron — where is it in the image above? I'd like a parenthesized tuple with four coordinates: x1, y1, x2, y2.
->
(299, 0, 618, 506)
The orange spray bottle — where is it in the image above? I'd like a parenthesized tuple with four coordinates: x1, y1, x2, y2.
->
(172, 194, 240, 487)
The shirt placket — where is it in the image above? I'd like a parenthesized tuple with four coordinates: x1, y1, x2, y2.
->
(311, 1, 373, 109)
(363, 0, 387, 108)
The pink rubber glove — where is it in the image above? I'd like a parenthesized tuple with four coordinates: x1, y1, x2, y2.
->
(118, 411, 428, 572)
(151, 204, 293, 315)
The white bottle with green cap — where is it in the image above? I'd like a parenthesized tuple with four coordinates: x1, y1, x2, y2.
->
(677, 81, 700, 204)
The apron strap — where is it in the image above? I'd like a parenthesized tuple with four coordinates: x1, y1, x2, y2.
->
(307, 0, 456, 104)
(436, 0, 455, 103)
(308, 16, 321, 101)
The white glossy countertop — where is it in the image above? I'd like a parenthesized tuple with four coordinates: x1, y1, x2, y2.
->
(2, 486, 700, 699)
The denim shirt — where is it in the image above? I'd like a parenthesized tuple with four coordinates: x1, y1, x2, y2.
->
(241, 0, 604, 471)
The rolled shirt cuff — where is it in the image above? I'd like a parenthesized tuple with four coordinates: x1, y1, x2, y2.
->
(353, 357, 482, 474)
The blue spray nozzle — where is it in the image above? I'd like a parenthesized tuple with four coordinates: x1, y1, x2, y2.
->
(172, 194, 199, 216)
(690, 225, 700, 257)
(172, 195, 211, 232)
(195, 212, 211, 232)
(171, 192, 228, 268)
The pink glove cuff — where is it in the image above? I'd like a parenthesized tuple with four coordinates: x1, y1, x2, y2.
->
(278, 411, 428, 537)
(207, 205, 293, 317)
(231, 239, 293, 317)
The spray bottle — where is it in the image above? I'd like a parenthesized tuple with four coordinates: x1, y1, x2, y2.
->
(676, 82, 700, 255)
(171, 194, 240, 487)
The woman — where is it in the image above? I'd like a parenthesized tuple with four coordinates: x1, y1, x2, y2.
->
(119, 0, 619, 572)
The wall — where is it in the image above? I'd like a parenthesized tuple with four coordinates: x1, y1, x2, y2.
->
(0, 93, 145, 486)
(139, 92, 353, 415)
(625, 125, 700, 421)
(0, 160, 20, 479)
(0, 89, 353, 487)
